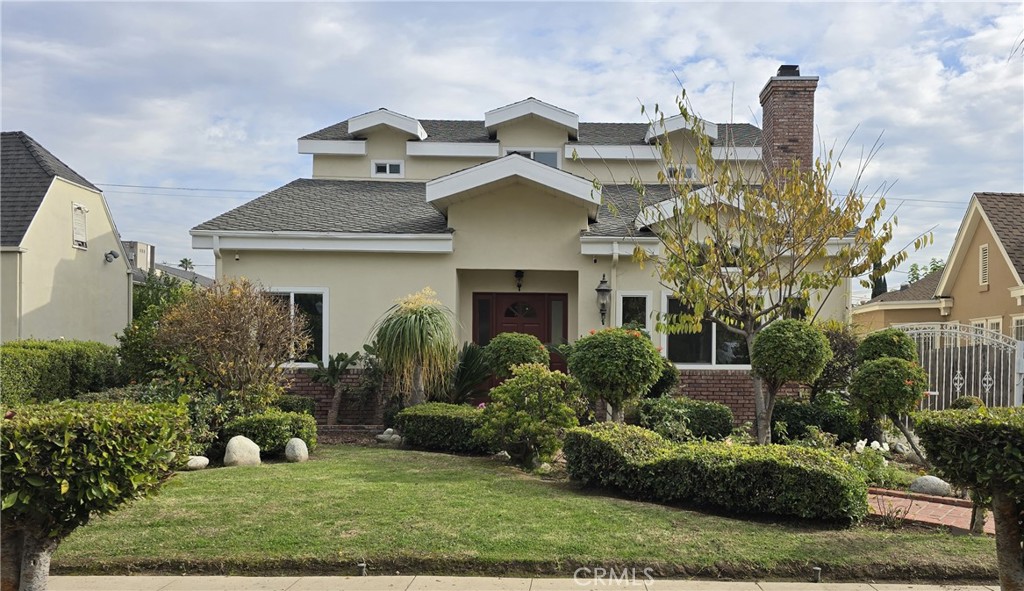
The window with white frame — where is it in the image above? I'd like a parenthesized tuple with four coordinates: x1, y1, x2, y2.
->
(979, 244, 989, 285)
(1013, 316, 1024, 342)
(987, 318, 1002, 335)
(268, 288, 327, 363)
(663, 296, 749, 366)
(617, 292, 652, 334)
(970, 319, 986, 345)
(371, 160, 404, 178)
(506, 149, 558, 168)
(72, 203, 88, 249)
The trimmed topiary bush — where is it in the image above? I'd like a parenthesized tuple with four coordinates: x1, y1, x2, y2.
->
(677, 398, 734, 440)
(849, 358, 928, 419)
(567, 327, 662, 421)
(396, 402, 490, 454)
(0, 340, 122, 403)
(751, 319, 832, 396)
(949, 395, 985, 410)
(223, 409, 317, 456)
(856, 328, 916, 364)
(563, 423, 868, 524)
(475, 363, 585, 467)
(482, 332, 549, 379)
(0, 401, 189, 589)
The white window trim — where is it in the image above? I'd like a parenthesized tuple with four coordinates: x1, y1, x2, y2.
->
(269, 286, 329, 368)
(505, 147, 561, 169)
(371, 160, 405, 178)
(1011, 315, 1024, 342)
(616, 291, 653, 335)
(72, 202, 89, 250)
(660, 291, 752, 370)
(979, 243, 990, 286)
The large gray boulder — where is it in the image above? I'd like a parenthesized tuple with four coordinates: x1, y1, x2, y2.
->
(284, 438, 309, 463)
(186, 456, 209, 471)
(224, 436, 261, 467)
(910, 475, 952, 497)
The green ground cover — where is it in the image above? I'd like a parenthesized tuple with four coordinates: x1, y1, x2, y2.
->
(53, 445, 995, 580)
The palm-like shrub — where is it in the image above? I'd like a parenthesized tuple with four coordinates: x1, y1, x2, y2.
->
(310, 351, 361, 425)
(370, 288, 456, 406)
(438, 342, 491, 404)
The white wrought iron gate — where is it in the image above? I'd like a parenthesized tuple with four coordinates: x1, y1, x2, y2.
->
(890, 322, 1023, 409)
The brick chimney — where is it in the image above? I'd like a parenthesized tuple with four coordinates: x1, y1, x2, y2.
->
(759, 64, 818, 177)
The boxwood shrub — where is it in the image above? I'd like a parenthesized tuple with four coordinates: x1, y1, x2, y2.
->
(396, 402, 491, 454)
(223, 409, 317, 456)
(634, 397, 734, 441)
(482, 332, 549, 379)
(0, 339, 122, 403)
(564, 423, 868, 524)
(772, 393, 861, 444)
(677, 398, 733, 440)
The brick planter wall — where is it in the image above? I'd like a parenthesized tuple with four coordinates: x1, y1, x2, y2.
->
(676, 369, 800, 424)
(286, 370, 384, 426)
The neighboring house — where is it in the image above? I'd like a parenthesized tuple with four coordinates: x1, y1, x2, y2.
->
(123, 240, 214, 287)
(852, 192, 1024, 342)
(1, 131, 132, 345)
(192, 66, 850, 421)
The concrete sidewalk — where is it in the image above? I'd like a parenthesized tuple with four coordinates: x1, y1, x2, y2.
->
(48, 576, 1001, 591)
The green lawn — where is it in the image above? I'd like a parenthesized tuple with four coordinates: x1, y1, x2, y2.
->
(53, 445, 996, 580)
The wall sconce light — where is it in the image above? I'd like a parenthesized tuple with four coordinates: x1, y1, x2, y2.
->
(514, 270, 524, 292)
(235, 253, 240, 261)
(103, 250, 120, 263)
(595, 274, 612, 325)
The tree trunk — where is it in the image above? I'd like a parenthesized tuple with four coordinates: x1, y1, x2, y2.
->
(19, 530, 59, 591)
(410, 363, 425, 406)
(328, 383, 345, 426)
(992, 488, 1024, 591)
(609, 403, 624, 423)
(890, 415, 931, 469)
(752, 375, 771, 445)
(1, 522, 22, 591)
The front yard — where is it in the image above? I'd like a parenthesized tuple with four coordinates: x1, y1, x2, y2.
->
(53, 445, 996, 581)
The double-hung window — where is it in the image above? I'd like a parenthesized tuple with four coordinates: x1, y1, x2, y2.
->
(1013, 316, 1024, 342)
(662, 296, 750, 366)
(268, 288, 328, 363)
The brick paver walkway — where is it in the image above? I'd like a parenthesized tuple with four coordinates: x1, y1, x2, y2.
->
(868, 490, 995, 534)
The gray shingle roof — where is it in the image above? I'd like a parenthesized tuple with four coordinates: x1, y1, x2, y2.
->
(865, 270, 942, 304)
(301, 119, 762, 147)
(1, 131, 99, 247)
(192, 179, 450, 234)
(975, 192, 1024, 281)
(588, 184, 678, 237)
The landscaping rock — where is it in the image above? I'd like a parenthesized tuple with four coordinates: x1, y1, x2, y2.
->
(388, 434, 403, 444)
(492, 451, 511, 462)
(536, 463, 553, 475)
(910, 475, 952, 497)
(224, 436, 261, 467)
(285, 438, 309, 463)
(892, 442, 909, 455)
(185, 455, 209, 471)
(376, 428, 402, 444)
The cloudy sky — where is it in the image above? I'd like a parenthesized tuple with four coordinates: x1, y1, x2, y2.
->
(3, 2, 1022, 301)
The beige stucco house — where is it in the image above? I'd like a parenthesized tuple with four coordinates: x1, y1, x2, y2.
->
(193, 66, 852, 419)
(852, 192, 1024, 342)
(0, 132, 132, 345)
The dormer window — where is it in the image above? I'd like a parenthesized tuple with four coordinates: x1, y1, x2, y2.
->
(506, 149, 558, 169)
(372, 160, 404, 178)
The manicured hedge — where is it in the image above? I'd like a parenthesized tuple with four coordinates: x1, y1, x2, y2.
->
(676, 398, 733, 440)
(274, 394, 317, 417)
(772, 394, 861, 444)
(0, 339, 122, 403)
(223, 409, 317, 456)
(396, 402, 491, 454)
(564, 423, 868, 524)
(634, 397, 734, 441)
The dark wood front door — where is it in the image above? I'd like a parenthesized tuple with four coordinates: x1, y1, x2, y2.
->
(473, 292, 569, 373)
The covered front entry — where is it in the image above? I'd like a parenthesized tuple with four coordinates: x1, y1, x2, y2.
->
(472, 292, 569, 372)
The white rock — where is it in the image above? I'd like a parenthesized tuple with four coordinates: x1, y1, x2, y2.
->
(224, 436, 261, 467)
(388, 434, 402, 444)
(284, 438, 309, 462)
(186, 456, 209, 471)
(383, 428, 394, 437)
(492, 451, 511, 462)
(536, 463, 553, 474)
(910, 475, 952, 497)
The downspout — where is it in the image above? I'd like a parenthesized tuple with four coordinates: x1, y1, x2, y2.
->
(17, 251, 24, 339)
(212, 235, 222, 279)
(611, 241, 619, 326)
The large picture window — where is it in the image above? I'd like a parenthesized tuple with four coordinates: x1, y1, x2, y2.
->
(663, 296, 750, 367)
(269, 288, 327, 363)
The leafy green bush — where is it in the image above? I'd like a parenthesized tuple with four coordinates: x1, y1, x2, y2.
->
(441, 341, 492, 403)
(810, 320, 860, 400)
(567, 328, 662, 421)
(0, 401, 188, 588)
(846, 448, 914, 489)
(636, 397, 692, 442)
(0, 340, 122, 403)
(396, 402, 490, 454)
(274, 394, 316, 416)
(949, 396, 985, 410)
(118, 272, 192, 383)
(677, 398, 734, 440)
(564, 423, 868, 524)
(483, 332, 549, 379)
(223, 409, 317, 456)
(751, 319, 832, 396)
(856, 328, 916, 364)
(772, 393, 861, 444)
(645, 357, 680, 398)
(475, 363, 585, 467)
(849, 358, 928, 418)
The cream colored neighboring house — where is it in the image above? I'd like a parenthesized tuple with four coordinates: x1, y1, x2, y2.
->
(1, 131, 132, 345)
(852, 192, 1024, 341)
(193, 65, 851, 411)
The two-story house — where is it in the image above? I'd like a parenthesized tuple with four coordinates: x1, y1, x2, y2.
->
(193, 65, 850, 422)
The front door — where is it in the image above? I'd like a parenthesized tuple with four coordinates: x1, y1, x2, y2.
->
(473, 292, 569, 373)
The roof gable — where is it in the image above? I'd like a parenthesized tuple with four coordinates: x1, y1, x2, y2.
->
(1, 131, 100, 247)
(347, 109, 427, 140)
(936, 193, 1024, 297)
(975, 192, 1024, 282)
(483, 98, 580, 140)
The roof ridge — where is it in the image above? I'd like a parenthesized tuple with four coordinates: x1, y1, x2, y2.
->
(3, 131, 99, 191)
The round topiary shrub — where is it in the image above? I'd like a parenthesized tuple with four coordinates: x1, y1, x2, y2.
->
(856, 328, 917, 364)
(223, 409, 317, 456)
(567, 327, 662, 421)
(751, 319, 833, 395)
(482, 332, 549, 379)
(949, 395, 986, 410)
(849, 357, 928, 418)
